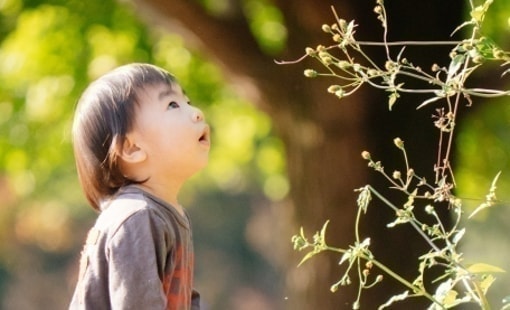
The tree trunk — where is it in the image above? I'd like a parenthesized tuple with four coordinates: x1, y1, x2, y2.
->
(131, 0, 464, 308)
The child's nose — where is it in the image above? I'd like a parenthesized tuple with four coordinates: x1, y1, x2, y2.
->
(192, 107, 205, 122)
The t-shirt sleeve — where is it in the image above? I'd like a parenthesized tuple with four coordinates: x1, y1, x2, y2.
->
(107, 210, 169, 309)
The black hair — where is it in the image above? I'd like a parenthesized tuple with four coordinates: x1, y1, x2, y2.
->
(72, 63, 176, 210)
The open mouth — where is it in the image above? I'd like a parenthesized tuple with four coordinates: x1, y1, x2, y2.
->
(199, 125, 210, 145)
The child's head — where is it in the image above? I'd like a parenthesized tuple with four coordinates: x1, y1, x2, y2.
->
(72, 63, 178, 210)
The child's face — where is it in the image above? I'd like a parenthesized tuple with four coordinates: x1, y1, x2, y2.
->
(129, 82, 210, 182)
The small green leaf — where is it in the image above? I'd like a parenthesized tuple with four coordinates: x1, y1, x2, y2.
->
(452, 228, 465, 245)
(469, 0, 493, 24)
(467, 262, 505, 274)
(416, 96, 442, 110)
(297, 251, 316, 267)
(470, 5, 485, 23)
(388, 92, 399, 110)
(339, 250, 351, 265)
(443, 289, 459, 307)
(479, 274, 496, 294)
(320, 220, 330, 242)
(359, 237, 371, 249)
(451, 21, 474, 36)
(447, 54, 465, 80)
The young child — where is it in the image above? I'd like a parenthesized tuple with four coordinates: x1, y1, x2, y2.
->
(69, 63, 209, 309)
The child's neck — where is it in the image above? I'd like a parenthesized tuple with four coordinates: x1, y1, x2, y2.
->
(135, 182, 185, 216)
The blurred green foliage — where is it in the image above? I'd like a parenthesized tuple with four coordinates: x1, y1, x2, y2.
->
(456, 0, 510, 216)
(455, 0, 510, 304)
(0, 0, 287, 307)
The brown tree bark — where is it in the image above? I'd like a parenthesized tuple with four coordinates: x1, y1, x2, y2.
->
(131, 0, 464, 308)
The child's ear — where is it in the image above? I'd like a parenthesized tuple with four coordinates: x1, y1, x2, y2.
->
(120, 136, 147, 163)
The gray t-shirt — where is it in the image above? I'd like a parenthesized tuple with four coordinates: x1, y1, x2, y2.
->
(69, 186, 200, 309)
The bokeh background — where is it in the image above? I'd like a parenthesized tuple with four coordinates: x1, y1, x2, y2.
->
(0, 0, 509, 309)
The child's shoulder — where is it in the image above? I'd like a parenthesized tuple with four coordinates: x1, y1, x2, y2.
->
(94, 186, 157, 234)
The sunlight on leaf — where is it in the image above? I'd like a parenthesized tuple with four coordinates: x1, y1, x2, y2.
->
(298, 251, 317, 267)
(378, 290, 408, 310)
(452, 228, 465, 245)
(467, 262, 505, 274)
(479, 274, 496, 294)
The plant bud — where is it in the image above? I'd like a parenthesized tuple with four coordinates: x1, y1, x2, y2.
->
(322, 24, 331, 33)
(330, 283, 339, 293)
(393, 137, 404, 149)
(385, 60, 394, 71)
(339, 19, 347, 31)
(318, 51, 329, 59)
(353, 301, 360, 310)
(472, 55, 484, 64)
(335, 89, 345, 98)
(463, 43, 473, 50)
(327, 85, 341, 93)
(361, 151, 371, 160)
(305, 47, 316, 56)
(493, 49, 505, 59)
(338, 60, 350, 69)
(363, 269, 370, 277)
(368, 69, 377, 76)
(322, 56, 333, 65)
(304, 69, 318, 78)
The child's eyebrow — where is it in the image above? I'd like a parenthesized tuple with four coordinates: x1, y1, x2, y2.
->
(158, 86, 186, 100)
(158, 88, 174, 100)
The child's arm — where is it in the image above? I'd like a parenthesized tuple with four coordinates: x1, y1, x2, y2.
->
(107, 210, 168, 308)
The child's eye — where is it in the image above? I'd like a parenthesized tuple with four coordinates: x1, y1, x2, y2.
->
(168, 101, 179, 109)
